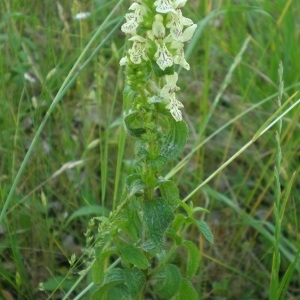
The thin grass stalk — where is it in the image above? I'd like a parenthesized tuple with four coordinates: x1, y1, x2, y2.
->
(183, 93, 300, 203)
(269, 61, 284, 299)
(0, 4, 124, 223)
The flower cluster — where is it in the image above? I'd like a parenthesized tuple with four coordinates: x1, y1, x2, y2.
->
(120, 0, 197, 121)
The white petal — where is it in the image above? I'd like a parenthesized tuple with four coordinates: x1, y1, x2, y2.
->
(152, 16, 166, 39)
(174, 54, 190, 70)
(166, 101, 183, 121)
(129, 35, 147, 43)
(165, 95, 184, 121)
(154, 0, 176, 14)
(181, 24, 197, 42)
(182, 16, 194, 26)
(129, 3, 140, 10)
(160, 86, 169, 99)
(119, 57, 128, 66)
(166, 72, 179, 86)
(155, 45, 173, 70)
(121, 19, 138, 34)
(173, 0, 188, 9)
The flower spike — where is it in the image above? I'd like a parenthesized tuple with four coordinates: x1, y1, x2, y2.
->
(121, 0, 197, 121)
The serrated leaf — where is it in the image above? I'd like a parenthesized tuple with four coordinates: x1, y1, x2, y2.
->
(158, 179, 180, 209)
(124, 267, 146, 298)
(196, 220, 214, 244)
(118, 200, 142, 241)
(160, 117, 188, 162)
(154, 264, 181, 298)
(119, 245, 149, 269)
(124, 111, 146, 137)
(93, 283, 129, 300)
(143, 197, 174, 250)
(125, 173, 145, 197)
(92, 268, 125, 299)
(175, 278, 198, 300)
(107, 284, 129, 300)
(183, 241, 200, 278)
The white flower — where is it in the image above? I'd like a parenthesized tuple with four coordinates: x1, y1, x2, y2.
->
(121, 3, 146, 35)
(166, 9, 196, 42)
(155, 44, 173, 70)
(121, 12, 139, 35)
(128, 35, 148, 64)
(160, 73, 180, 99)
(154, 0, 188, 13)
(165, 93, 184, 121)
(159, 73, 183, 121)
(170, 41, 190, 70)
(150, 15, 174, 70)
(154, 0, 176, 14)
(152, 14, 166, 39)
(75, 12, 91, 20)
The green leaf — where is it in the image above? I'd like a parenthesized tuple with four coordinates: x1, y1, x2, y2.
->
(92, 268, 125, 300)
(92, 248, 118, 284)
(66, 205, 109, 224)
(154, 264, 181, 298)
(196, 220, 214, 244)
(175, 278, 198, 300)
(142, 197, 174, 250)
(160, 117, 188, 162)
(118, 199, 142, 241)
(123, 267, 146, 298)
(123, 84, 134, 105)
(124, 111, 146, 137)
(119, 245, 149, 269)
(107, 284, 129, 300)
(158, 178, 180, 209)
(166, 228, 183, 245)
(183, 240, 200, 278)
(172, 214, 186, 232)
(125, 174, 145, 197)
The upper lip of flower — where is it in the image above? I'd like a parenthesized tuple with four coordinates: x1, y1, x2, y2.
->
(154, 0, 176, 14)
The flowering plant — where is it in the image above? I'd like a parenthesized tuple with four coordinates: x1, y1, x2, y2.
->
(85, 1, 213, 299)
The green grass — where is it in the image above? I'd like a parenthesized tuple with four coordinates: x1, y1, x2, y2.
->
(1, 0, 300, 299)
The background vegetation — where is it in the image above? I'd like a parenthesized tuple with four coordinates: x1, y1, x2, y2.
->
(1, 0, 299, 299)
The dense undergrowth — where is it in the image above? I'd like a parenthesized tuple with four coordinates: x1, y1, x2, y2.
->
(1, 0, 300, 299)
